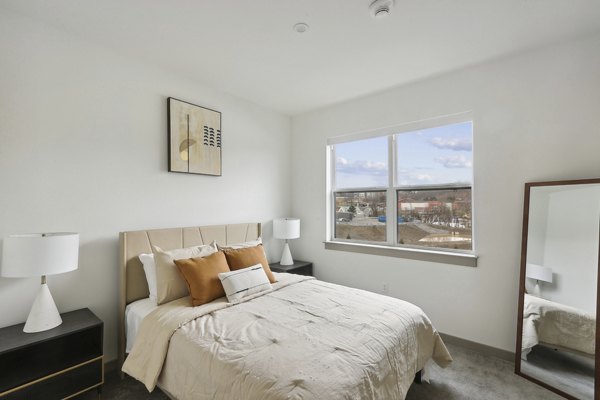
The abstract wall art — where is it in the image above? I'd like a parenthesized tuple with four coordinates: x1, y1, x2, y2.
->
(167, 97, 222, 176)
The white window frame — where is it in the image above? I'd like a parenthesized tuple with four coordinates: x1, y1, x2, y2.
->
(325, 112, 478, 267)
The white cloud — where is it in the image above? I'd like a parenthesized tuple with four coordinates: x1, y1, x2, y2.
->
(415, 174, 434, 181)
(397, 168, 435, 185)
(429, 137, 472, 151)
(336, 157, 387, 176)
(397, 175, 434, 186)
(434, 154, 472, 168)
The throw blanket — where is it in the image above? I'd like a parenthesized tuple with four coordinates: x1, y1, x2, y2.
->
(123, 274, 452, 399)
(522, 293, 595, 359)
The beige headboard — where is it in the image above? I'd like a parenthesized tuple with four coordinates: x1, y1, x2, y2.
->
(118, 222, 261, 373)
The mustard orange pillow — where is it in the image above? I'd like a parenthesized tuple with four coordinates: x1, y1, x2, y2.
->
(222, 244, 276, 283)
(173, 251, 230, 306)
(152, 241, 218, 305)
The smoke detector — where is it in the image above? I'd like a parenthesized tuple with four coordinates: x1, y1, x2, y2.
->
(293, 23, 309, 33)
(369, 0, 394, 18)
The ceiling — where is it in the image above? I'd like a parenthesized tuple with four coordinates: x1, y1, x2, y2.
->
(2, 0, 600, 115)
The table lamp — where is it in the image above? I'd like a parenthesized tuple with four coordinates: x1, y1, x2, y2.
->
(273, 218, 300, 266)
(1, 233, 79, 333)
(526, 263, 553, 297)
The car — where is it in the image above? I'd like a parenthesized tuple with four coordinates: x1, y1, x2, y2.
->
(377, 216, 405, 223)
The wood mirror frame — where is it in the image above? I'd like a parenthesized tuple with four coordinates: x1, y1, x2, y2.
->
(515, 178, 600, 400)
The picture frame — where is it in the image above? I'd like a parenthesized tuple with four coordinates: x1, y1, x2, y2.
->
(167, 97, 222, 176)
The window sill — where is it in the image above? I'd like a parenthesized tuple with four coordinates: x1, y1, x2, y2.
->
(323, 241, 477, 267)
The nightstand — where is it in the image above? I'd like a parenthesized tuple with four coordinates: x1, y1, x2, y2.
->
(269, 260, 313, 276)
(0, 308, 104, 399)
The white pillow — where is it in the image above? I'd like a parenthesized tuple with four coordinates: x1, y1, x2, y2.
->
(218, 263, 272, 303)
(217, 237, 262, 250)
(153, 241, 218, 305)
(138, 253, 157, 302)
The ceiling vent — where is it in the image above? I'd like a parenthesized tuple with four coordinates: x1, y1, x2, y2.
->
(369, 0, 394, 18)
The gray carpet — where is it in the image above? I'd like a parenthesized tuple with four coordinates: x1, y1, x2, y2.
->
(521, 344, 594, 399)
(78, 343, 562, 399)
(405, 343, 562, 400)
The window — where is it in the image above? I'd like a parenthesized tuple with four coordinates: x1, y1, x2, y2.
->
(396, 187, 472, 250)
(335, 190, 387, 242)
(328, 118, 474, 257)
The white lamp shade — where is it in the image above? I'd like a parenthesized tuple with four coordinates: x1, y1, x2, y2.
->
(526, 263, 553, 283)
(273, 218, 300, 240)
(1, 233, 79, 278)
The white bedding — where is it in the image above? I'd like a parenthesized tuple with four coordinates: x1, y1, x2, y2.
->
(124, 273, 452, 400)
(522, 293, 595, 359)
(125, 297, 158, 353)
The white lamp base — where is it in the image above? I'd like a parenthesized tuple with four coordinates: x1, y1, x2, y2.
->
(24, 283, 62, 333)
(531, 282, 541, 297)
(280, 242, 294, 266)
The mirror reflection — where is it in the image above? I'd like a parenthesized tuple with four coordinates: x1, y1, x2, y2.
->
(518, 181, 600, 399)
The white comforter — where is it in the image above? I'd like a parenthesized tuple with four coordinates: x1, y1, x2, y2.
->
(123, 273, 452, 400)
(522, 293, 595, 359)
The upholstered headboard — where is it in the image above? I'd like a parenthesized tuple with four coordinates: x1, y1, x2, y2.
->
(118, 222, 261, 374)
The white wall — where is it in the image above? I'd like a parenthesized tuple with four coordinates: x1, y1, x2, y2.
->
(0, 10, 291, 362)
(524, 189, 549, 267)
(291, 32, 600, 352)
(540, 185, 600, 314)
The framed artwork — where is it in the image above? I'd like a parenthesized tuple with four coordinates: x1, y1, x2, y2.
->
(167, 97, 222, 176)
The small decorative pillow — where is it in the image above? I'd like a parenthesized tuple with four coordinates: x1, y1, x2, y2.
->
(173, 251, 230, 307)
(138, 253, 157, 302)
(222, 244, 276, 283)
(219, 264, 272, 303)
(153, 241, 218, 305)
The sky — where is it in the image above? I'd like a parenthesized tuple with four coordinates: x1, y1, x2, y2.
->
(335, 121, 473, 188)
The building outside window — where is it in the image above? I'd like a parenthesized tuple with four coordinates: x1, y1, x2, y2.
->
(329, 118, 473, 254)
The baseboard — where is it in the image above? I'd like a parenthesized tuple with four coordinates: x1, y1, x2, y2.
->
(440, 332, 515, 363)
(104, 358, 119, 373)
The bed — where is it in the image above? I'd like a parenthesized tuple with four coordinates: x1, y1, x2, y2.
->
(119, 223, 452, 400)
(521, 293, 596, 360)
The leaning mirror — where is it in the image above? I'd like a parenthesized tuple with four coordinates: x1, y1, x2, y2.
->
(516, 178, 600, 399)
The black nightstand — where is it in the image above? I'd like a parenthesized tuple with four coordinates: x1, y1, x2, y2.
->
(0, 308, 104, 399)
(269, 260, 313, 276)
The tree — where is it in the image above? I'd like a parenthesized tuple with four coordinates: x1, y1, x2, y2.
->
(348, 204, 356, 215)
